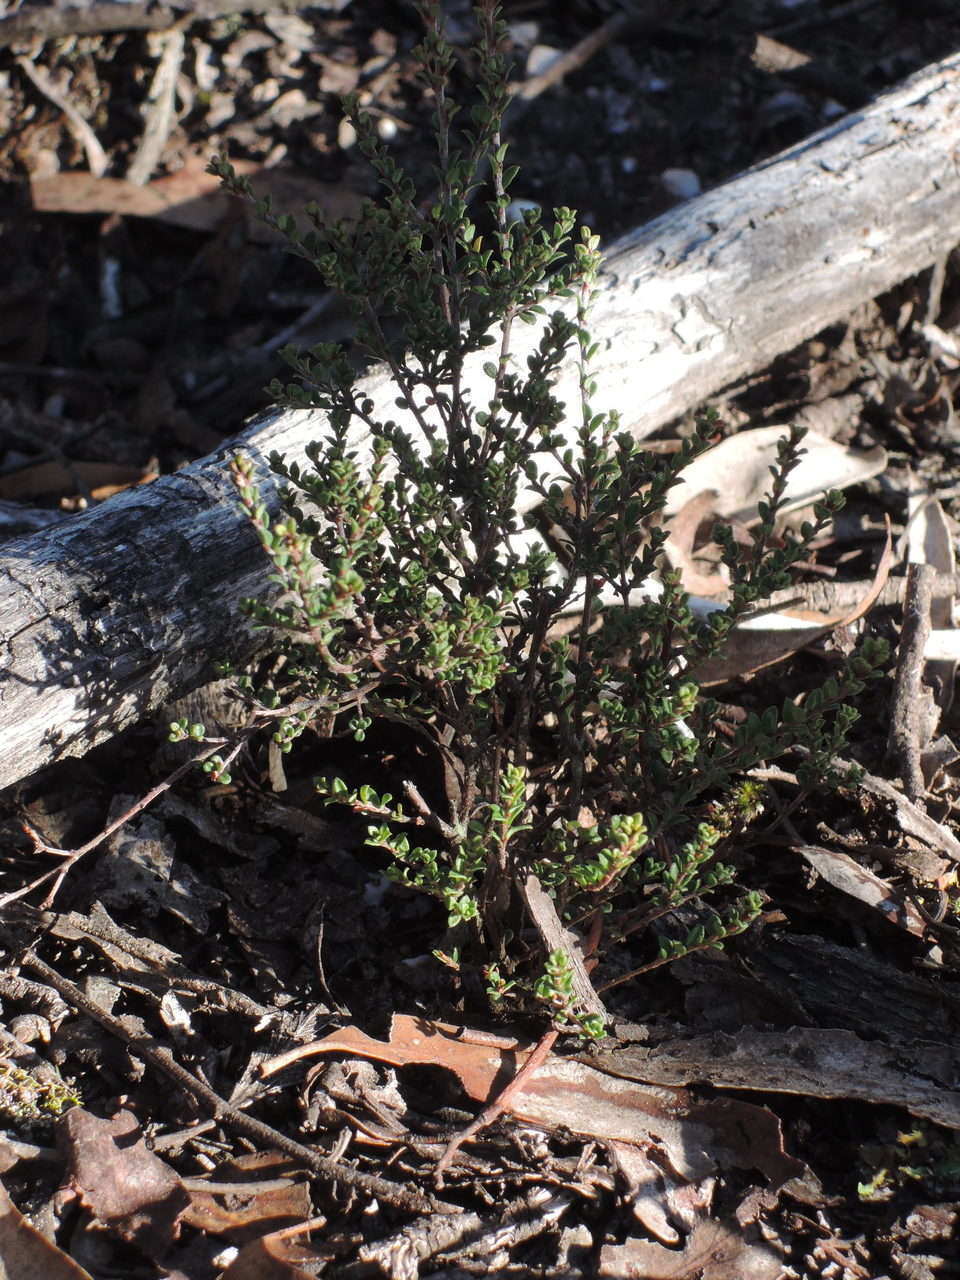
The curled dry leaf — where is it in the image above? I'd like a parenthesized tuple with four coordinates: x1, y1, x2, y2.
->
(547, 426, 885, 616)
(790, 842, 928, 936)
(220, 1226, 324, 1280)
(181, 1153, 311, 1241)
(690, 520, 893, 683)
(659, 420, 887, 601)
(662, 488, 731, 597)
(663, 425, 887, 525)
(30, 156, 364, 244)
(260, 1016, 804, 1191)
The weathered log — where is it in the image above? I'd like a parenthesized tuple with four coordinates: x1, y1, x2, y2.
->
(3, 53, 960, 793)
(0, 1, 309, 50)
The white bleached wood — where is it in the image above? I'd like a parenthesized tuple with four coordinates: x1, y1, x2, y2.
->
(3, 53, 960, 791)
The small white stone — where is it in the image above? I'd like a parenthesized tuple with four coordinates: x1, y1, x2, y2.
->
(640, 71, 671, 93)
(505, 198, 541, 225)
(251, 77, 280, 104)
(362, 873, 393, 906)
(338, 117, 357, 150)
(660, 168, 701, 200)
(526, 43, 563, 78)
(509, 21, 539, 50)
(269, 88, 311, 126)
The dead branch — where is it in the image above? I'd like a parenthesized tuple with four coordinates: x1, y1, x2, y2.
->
(3, 53, 960, 792)
(887, 561, 935, 800)
(0, 0, 311, 50)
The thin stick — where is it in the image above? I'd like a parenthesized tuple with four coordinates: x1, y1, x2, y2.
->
(126, 25, 187, 186)
(16, 946, 449, 1215)
(16, 57, 108, 177)
(887, 561, 934, 801)
(433, 1026, 558, 1180)
(508, 13, 633, 103)
(0, 739, 242, 911)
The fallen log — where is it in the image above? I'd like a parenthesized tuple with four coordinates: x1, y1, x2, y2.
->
(0, 1, 309, 50)
(2, 52, 960, 793)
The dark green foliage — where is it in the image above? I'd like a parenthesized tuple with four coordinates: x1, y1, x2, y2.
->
(204, 1, 888, 1035)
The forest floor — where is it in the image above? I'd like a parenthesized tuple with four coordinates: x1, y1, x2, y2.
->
(2, 2, 960, 1277)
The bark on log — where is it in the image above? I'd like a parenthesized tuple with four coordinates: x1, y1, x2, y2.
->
(3, 53, 960, 793)
(0, 1, 310, 50)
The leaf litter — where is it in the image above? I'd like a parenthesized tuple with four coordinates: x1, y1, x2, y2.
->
(3, 2, 960, 1277)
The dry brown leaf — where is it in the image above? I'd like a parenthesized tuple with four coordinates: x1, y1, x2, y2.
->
(0, 460, 156, 503)
(30, 156, 364, 243)
(791, 842, 927, 936)
(261, 1016, 802, 1188)
(0, 1180, 93, 1280)
(181, 1153, 310, 1241)
(57, 1108, 190, 1260)
(599, 1218, 783, 1280)
(221, 1230, 322, 1280)
(286, 1018, 717, 1180)
(690, 521, 893, 683)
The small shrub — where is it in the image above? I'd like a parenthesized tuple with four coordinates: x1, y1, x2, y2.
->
(206, 1, 886, 1035)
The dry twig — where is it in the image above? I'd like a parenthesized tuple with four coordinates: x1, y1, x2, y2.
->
(0, 737, 246, 910)
(888, 561, 935, 801)
(15, 56, 108, 177)
(0, 0, 310, 49)
(126, 25, 188, 186)
(13, 944, 450, 1215)
(434, 1026, 559, 1180)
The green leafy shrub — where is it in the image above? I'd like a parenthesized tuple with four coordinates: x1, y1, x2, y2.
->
(207, 0, 887, 1035)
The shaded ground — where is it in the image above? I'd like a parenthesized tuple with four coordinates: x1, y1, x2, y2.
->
(2, 1, 960, 1276)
